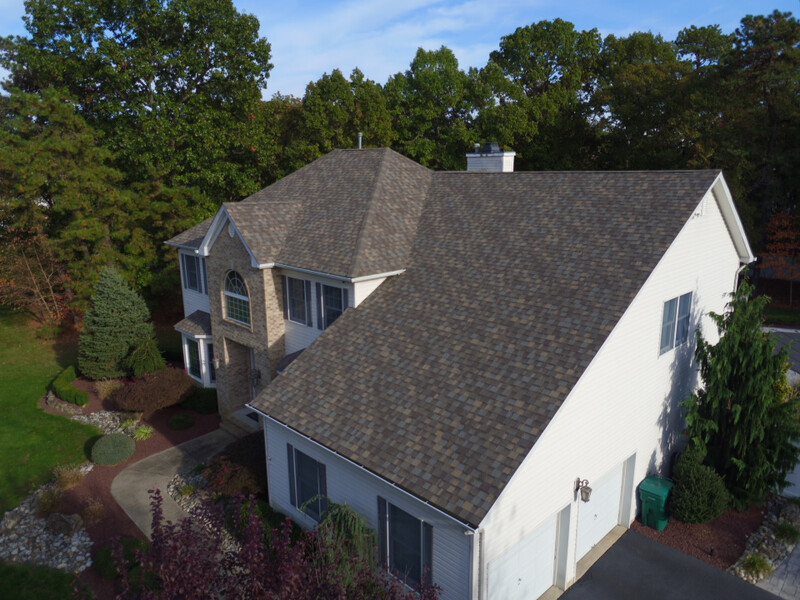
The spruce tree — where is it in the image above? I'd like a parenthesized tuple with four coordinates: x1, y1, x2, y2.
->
(78, 268, 157, 379)
(683, 280, 800, 507)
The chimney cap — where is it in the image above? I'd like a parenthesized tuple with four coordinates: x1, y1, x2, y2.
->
(482, 141, 501, 154)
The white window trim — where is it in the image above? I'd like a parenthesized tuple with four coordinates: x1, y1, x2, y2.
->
(660, 292, 692, 355)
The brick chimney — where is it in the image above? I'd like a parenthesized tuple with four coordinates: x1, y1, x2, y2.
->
(466, 142, 515, 172)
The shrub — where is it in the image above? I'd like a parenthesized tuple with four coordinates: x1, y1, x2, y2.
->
(179, 484, 196, 497)
(670, 445, 729, 523)
(774, 520, 800, 544)
(203, 433, 267, 498)
(112, 491, 441, 600)
(95, 379, 124, 400)
(125, 334, 166, 377)
(94, 536, 150, 580)
(91, 433, 136, 465)
(81, 497, 106, 524)
(50, 365, 88, 406)
(53, 464, 85, 490)
(181, 387, 219, 414)
(133, 425, 154, 441)
(114, 368, 196, 412)
(36, 487, 63, 517)
(167, 413, 195, 431)
(741, 552, 773, 579)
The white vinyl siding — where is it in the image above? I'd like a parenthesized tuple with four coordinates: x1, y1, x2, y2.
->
(264, 421, 471, 600)
(477, 190, 742, 596)
(179, 251, 210, 317)
(281, 270, 355, 355)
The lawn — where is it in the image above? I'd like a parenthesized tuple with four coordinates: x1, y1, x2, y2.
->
(0, 306, 99, 513)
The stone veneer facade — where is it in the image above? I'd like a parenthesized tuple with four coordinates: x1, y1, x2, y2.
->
(206, 225, 286, 423)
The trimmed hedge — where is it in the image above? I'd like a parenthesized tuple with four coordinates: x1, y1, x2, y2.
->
(670, 445, 729, 523)
(114, 368, 196, 413)
(50, 366, 88, 406)
(91, 433, 135, 465)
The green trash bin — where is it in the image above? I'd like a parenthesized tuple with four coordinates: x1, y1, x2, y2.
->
(639, 476, 673, 531)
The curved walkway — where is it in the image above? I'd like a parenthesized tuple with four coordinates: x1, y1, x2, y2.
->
(111, 429, 236, 539)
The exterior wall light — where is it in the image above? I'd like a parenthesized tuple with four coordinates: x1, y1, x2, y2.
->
(575, 478, 592, 502)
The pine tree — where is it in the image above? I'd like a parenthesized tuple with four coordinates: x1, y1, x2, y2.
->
(683, 280, 800, 507)
(78, 268, 157, 380)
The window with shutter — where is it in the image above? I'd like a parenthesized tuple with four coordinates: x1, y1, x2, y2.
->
(377, 496, 433, 587)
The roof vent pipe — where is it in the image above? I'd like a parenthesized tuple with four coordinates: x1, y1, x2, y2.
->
(358, 132, 363, 149)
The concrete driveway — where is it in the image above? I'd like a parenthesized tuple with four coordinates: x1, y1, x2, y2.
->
(560, 531, 778, 600)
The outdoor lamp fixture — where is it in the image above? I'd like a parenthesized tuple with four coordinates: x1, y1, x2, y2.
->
(575, 478, 592, 502)
(213, 357, 221, 370)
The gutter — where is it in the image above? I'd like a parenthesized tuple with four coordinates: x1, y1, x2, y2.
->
(256, 263, 406, 284)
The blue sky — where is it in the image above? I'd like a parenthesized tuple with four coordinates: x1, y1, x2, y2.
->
(0, 1, 796, 98)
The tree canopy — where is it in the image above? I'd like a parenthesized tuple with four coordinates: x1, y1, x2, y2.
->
(1, 8, 798, 311)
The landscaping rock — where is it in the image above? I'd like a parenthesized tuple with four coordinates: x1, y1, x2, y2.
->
(45, 512, 84, 536)
(0, 486, 92, 573)
(728, 496, 800, 583)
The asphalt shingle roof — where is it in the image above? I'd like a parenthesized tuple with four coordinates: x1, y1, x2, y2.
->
(165, 218, 213, 250)
(174, 310, 212, 337)
(250, 161, 722, 526)
(231, 148, 430, 276)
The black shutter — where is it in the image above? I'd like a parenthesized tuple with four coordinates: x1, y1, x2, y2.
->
(180, 254, 187, 289)
(281, 276, 289, 319)
(342, 288, 349, 311)
(315, 282, 323, 329)
(318, 463, 328, 517)
(377, 497, 388, 569)
(287, 444, 296, 507)
(422, 522, 433, 584)
(305, 280, 313, 326)
(201, 258, 208, 294)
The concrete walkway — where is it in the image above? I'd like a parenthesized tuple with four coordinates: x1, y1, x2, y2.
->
(111, 428, 237, 539)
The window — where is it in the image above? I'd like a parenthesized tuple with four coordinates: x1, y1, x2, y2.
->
(207, 343, 216, 383)
(378, 497, 433, 587)
(224, 271, 250, 325)
(283, 276, 312, 326)
(181, 254, 207, 294)
(287, 444, 327, 521)
(316, 283, 348, 330)
(186, 339, 201, 378)
(660, 292, 692, 354)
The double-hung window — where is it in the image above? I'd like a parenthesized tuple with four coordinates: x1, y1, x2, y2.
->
(283, 276, 312, 326)
(378, 497, 433, 587)
(660, 292, 692, 354)
(316, 283, 348, 330)
(224, 271, 250, 325)
(287, 444, 327, 521)
(181, 253, 207, 294)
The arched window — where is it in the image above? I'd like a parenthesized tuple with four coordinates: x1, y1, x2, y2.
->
(224, 271, 250, 325)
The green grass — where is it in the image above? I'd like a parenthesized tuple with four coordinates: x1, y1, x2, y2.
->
(764, 305, 800, 327)
(0, 307, 99, 513)
(0, 562, 85, 599)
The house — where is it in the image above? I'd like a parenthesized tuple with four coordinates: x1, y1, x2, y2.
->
(166, 146, 753, 599)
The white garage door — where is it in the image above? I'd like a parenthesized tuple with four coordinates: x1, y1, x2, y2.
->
(488, 514, 557, 600)
(576, 462, 623, 559)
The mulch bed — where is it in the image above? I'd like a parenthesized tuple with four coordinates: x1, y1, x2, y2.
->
(631, 504, 764, 570)
(38, 378, 221, 598)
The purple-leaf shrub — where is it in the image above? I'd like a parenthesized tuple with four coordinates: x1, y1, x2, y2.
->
(114, 491, 441, 599)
